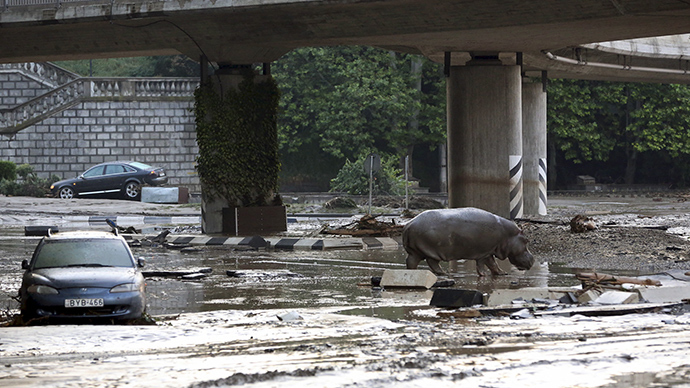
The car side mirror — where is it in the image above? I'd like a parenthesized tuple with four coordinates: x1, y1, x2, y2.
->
(21, 259, 30, 270)
(137, 257, 146, 268)
(79, 175, 85, 179)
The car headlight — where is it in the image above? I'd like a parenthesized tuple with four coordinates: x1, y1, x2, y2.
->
(27, 284, 59, 295)
(50, 185, 55, 190)
(110, 283, 140, 293)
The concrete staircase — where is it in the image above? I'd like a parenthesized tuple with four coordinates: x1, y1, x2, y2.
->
(0, 62, 198, 135)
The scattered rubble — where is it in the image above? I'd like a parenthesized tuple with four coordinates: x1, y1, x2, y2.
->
(576, 271, 662, 286)
(390, 270, 690, 319)
(226, 269, 305, 281)
(371, 195, 444, 210)
(323, 197, 358, 209)
(276, 311, 303, 321)
(322, 214, 403, 237)
(142, 267, 212, 279)
(570, 214, 596, 232)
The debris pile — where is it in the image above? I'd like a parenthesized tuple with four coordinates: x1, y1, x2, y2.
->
(323, 197, 358, 209)
(570, 214, 596, 233)
(371, 196, 444, 210)
(322, 214, 404, 237)
(373, 269, 690, 319)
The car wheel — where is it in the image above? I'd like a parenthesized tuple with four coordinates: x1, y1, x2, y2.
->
(58, 187, 74, 199)
(123, 181, 141, 200)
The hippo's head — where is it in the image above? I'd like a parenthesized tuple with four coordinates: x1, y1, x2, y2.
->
(505, 232, 535, 271)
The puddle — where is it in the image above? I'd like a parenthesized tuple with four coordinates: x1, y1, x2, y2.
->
(0, 230, 583, 318)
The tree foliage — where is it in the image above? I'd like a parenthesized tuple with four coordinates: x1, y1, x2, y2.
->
(548, 79, 690, 185)
(329, 155, 405, 195)
(55, 55, 199, 77)
(272, 46, 446, 189)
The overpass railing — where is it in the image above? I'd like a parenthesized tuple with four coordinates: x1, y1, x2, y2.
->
(3, 0, 94, 8)
(0, 77, 198, 135)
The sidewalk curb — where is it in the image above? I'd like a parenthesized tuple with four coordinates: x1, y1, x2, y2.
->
(148, 234, 404, 251)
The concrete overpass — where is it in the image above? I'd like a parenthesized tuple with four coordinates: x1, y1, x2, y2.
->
(2, 0, 690, 76)
(3, 0, 690, 219)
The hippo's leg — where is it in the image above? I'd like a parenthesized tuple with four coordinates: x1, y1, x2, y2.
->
(406, 254, 423, 269)
(426, 258, 447, 275)
(475, 258, 488, 276)
(481, 256, 506, 276)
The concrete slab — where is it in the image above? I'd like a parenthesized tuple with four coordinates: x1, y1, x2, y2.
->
(430, 289, 485, 308)
(380, 269, 437, 289)
(142, 187, 187, 204)
(577, 289, 602, 304)
(593, 291, 639, 305)
(486, 287, 574, 306)
(638, 286, 690, 303)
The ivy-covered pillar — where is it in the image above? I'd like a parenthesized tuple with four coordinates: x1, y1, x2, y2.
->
(194, 65, 285, 235)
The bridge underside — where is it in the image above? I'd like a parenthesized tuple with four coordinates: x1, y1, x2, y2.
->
(2, 0, 690, 71)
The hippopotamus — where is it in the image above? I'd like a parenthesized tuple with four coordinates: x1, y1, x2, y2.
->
(402, 207, 534, 276)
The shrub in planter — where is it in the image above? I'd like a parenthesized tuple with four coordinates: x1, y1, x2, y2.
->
(329, 156, 405, 195)
(0, 161, 16, 181)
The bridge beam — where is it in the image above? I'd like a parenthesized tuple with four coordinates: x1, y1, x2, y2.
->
(446, 58, 523, 219)
(522, 80, 548, 216)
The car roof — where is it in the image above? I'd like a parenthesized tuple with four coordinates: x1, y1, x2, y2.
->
(93, 161, 136, 166)
(91, 161, 156, 169)
(42, 230, 125, 241)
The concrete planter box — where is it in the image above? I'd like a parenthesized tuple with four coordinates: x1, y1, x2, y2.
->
(201, 190, 287, 236)
(222, 206, 287, 236)
(142, 187, 189, 204)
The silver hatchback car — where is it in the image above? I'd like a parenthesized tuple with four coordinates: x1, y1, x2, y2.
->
(19, 230, 146, 323)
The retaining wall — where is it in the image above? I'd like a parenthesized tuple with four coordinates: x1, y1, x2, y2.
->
(0, 66, 201, 192)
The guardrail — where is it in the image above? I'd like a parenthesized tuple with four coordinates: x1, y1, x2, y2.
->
(0, 77, 198, 135)
(3, 0, 97, 8)
(0, 62, 79, 88)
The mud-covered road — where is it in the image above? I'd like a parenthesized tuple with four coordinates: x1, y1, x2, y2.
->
(2, 194, 690, 387)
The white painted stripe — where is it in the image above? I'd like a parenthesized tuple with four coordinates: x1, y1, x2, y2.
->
(509, 155, 523, 219)
(538, 157, 547, 215)
(191, 236, 213, 245)
(293, 239, 323, 249)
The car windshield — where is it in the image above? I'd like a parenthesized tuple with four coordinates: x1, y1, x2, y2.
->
(32, 239, 134, 269)
(128, 162, 153, 170)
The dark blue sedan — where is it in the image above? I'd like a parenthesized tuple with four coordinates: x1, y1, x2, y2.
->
(50, 161, 168, 200)
(19, 230, 147, 323)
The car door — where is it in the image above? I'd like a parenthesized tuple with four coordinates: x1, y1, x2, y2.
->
(103, 163, 132, 192)
(74, 165, 106, 195)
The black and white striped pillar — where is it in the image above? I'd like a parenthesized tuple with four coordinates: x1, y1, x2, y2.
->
(509, 155, 524, 219)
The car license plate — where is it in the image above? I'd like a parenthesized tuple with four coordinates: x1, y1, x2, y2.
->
(64, 298, 104, 308)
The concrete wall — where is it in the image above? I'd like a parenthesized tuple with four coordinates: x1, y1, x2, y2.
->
(0, 69, 200, 192)
(0, 71, 50, 109)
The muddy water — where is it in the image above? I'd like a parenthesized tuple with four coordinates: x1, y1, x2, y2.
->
(0, 228, 578, 317)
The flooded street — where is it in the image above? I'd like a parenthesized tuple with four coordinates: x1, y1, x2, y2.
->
(2, 195, 690, 387)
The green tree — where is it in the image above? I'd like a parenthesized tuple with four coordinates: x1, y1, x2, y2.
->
(272, 46, 446, 188)
(55, 55, 199, 77)
(548, 80, 690, 186)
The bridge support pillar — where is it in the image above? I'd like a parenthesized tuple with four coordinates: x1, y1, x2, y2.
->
(522, 80, 548, 215)
(446, 63, 523, 219)
(197, 65, 284, 235)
